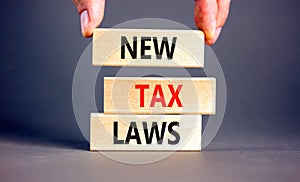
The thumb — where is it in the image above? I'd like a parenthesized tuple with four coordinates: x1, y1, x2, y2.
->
(73, 0, 105, 38)
(194, 0, 217, 43)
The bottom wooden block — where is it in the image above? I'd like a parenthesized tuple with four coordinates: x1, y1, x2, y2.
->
(90, 113, 202, 151)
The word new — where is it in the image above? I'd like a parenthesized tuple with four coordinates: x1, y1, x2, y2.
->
(135, 84, 183, 107)
(113, 121, 180, 145)
(121, 36, 177, 59)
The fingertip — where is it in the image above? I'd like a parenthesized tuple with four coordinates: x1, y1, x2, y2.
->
(205, 27, 222, 46)
(204, 19, 216, 40)
(205, 39, 214, 46)
(82, 31, 93, 38)
(80, 10, 92, 38)
(82, 28, 93, 38)
(194, 0, 217, 43)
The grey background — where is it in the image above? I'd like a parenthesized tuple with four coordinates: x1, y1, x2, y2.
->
(0, 0, 299, 181)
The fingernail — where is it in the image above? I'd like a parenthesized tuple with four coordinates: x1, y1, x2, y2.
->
(209, 27, 222, 45)
(214, 27, 222, 38)
(80, 10, 89, 36)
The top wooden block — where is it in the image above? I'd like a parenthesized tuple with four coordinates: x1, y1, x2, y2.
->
(93, 28, 204, 68)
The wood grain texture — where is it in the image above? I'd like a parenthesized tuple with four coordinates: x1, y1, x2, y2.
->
(90, 113, 201, 151)
(104, 77, 216, 114)
(93, 28, 204, 67)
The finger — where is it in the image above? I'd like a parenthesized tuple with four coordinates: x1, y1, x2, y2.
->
(206, 27, 222, 45)
(194, 0, 218, 41)
(216, 0, 231, 28)
(73, 0, 105, 38)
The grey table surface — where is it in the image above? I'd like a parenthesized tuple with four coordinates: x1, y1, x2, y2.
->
(0, 135, 299, 182)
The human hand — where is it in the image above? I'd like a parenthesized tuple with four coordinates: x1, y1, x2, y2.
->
(73, 0, 105, 38)
(73, 0, 230, 43)
(194, 0, 231, 45)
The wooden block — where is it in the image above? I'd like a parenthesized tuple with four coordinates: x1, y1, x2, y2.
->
(93, 28, 204, 68)
(90, 113, 201, 151)
(104, 77, 216, 114)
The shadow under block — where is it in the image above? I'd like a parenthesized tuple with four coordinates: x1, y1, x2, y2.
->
(104, 77, 216, 115)
(90, 113, 202, 151)
(92, 28, 204, 67)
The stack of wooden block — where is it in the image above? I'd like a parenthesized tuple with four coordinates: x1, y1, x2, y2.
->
(90, 29, 216, 151)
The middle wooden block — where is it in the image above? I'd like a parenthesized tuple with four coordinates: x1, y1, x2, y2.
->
(104, 77, 216, 114)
